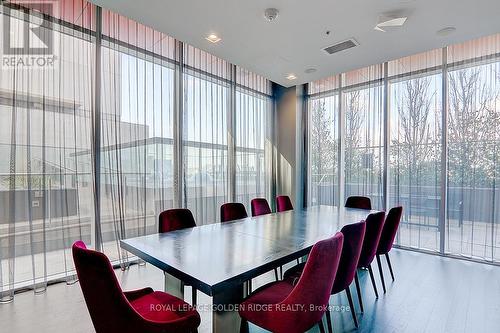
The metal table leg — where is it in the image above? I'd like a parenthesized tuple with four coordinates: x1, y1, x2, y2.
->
(164, 271, 184, 299)
(212, 282, 248, 333)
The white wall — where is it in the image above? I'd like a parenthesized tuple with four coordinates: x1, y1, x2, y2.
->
(274, 84, 306, 209)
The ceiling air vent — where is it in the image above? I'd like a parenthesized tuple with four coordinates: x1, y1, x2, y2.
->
(323, 38, 358, 55)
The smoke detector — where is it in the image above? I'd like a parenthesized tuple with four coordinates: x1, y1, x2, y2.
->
(264, 8, 279, 22)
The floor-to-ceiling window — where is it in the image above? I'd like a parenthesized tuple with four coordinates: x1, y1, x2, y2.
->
(235, 90, 266, 205)
(0, 0, 273, 299)
(306, 33, 500, 263)
(183, 46, 229, 224)
(343, 66, 385, 210)
(100, 10, 176, 263)
(446, 36, 500, 261)
(0, 0, 95, 300)
(235, 78, 273, 211)
(388, 50, 443, 251)
(307, 76, 340, 206)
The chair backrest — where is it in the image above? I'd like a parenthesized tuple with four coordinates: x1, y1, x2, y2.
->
(283, 232, 344, 332)
(332, 221, 366, 294)
(357, 211, 386, 268)
(220, 202, 248, 222)
(159, 208, 196, 233)
(377, 206, 403, 255)
(345, 196, 372, 210)
(276, 195, 293, 212)
(72, 241, 141, 332)
(251, 198, 272, 217)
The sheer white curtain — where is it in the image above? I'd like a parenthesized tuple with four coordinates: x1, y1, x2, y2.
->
(0, 1, 274, 301)
(307, 33, 500, 263)
(388, 49, 443, 251)
(0, 0, 95, 301)
(343, 65, 385, 209)
(235, 68, 273, 210)
(446, 35, 500, 261)
(182, 45, 229, 224)
(100, 10, 176, 264)
(307, 76, 340, 207)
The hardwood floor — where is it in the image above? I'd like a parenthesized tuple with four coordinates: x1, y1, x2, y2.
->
(1, 249, 500, 333)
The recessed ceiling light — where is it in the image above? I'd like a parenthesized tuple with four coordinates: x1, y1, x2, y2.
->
(205, 34, 221, 43)
(436, 27, 456, 37)
(286, 74, 297, 80)
(305, 68, 317, 74)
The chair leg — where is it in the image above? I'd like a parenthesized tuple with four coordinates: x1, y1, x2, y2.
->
(354, 271, 364, 313)
(280, 265, 283, 279)
(296, 258, 300, 265)
(345, 287, 359, 328)
(385, 253, 395, 281)
(274, 268, 279, 281)
(325, 306, 333, 333)
(191, 287, 197, 306)
(368, 264, 379, 298)
(318, 318, 326, 333)
(376, 255, 386, 294)
(239, 318, 248, 333)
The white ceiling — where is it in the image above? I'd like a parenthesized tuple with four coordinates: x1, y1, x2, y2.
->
(92, 0, 500, 87)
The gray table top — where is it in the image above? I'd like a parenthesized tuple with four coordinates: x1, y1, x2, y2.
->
(120, 205, 375, 295)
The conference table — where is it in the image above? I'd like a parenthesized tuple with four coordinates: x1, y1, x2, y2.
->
(121, 205, 375, 333)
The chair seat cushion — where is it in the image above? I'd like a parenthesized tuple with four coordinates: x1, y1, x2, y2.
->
(284, 262, 352, 295)
(239, 281, 295, 327)
(244, 281, 294, 305)
(130, 291, 200, 326)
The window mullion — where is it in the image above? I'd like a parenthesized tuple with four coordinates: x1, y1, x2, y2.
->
(439, 46, 449, 254)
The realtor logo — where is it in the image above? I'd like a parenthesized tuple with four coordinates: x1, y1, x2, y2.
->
(1, 0, 58, 68)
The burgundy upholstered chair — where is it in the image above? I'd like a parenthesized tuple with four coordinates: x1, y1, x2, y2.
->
(159, 208, 198, 305)
(239, 233, 344, 333)
(250, 198, 272, 217)
(72, 241, 200, 333)
(345, 196, 372, 210)
(376, 206, 403, 293)
(284, 221, 366, 329)
(276, 195, 293, 212)
(356, 211, 386, 308)
(220, 202, 248, 222)
(159, 208, 196, 233)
